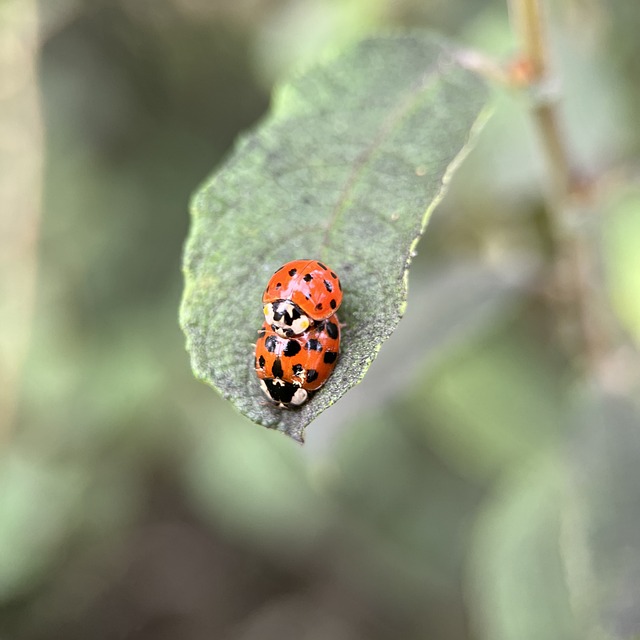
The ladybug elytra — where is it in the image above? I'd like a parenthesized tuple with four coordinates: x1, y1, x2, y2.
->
(263, 259, 342, 337)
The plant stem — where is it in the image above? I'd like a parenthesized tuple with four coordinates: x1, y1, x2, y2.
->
(508, 0, 547, 79)
(508, 0, 611, 376)
(508, 0, 573, 205)
(0, 0, 43, 446)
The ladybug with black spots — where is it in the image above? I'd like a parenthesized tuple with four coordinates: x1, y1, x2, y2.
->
(263, 259, 342, 337)
(255, 315, 341, 408)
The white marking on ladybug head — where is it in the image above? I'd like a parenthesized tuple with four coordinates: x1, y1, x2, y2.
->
(295, 316, 310, 333)
(290, 387, 308, 406)
(264, 300, 311, 337)
(264, 303, 275, 326)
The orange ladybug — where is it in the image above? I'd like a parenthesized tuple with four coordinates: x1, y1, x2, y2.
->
(263, 259, 342, 337)
(255, 316, 340, 408)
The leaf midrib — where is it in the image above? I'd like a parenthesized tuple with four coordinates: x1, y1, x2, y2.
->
(320, 65, 440, 257)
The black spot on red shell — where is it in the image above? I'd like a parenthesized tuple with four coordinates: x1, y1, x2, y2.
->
(307, 369, 318, 383)
(330, 299, 337, 309)
(284, 340, 301, 357)
(275, 282, 281, 289)
(258, 355, 266, 368)
(292, 364, 304, 376)
(257, 328, 266, 338)
(330, 271, 337, 278)
(265, 336, 277, 353)
(323, 279, 333, 293)
(323, 351, 337, 364)
(338, 279, 342, 291)
(272, 358, 284, 378)
(305, 339, 322, 352)
(303, 273, 313, 282)
(325, 321, 338, 339)
(315, 303, 323, 311)
(288, 268, 297, 276)
(317, 262, 327, 270)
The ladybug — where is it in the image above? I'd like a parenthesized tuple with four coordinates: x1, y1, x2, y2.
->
(263, 259, 342, 337)
(255, 316, 341, 408)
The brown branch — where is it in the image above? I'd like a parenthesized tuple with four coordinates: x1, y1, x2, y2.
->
(508, 0, 573, 203)
(508, 0, 613, 376)
(0, 0, 44, 445)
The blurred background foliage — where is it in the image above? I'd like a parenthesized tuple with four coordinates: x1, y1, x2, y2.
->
(2, 0, 640, 638)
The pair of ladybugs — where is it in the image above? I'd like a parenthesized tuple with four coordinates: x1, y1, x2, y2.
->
(255, 259, 342, 408)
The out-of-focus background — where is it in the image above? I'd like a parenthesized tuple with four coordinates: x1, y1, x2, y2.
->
(2, 1, 640, 638)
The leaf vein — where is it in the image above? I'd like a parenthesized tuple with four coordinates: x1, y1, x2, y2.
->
(320, 66, 440, 254)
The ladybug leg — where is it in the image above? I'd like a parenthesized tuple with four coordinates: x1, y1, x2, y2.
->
(259, 398, 292, 410)
(256, 388, 278, 408)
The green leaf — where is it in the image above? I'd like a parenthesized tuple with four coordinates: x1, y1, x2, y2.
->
(180, 33, 491, 441)
(468, 390, 640, 640)
(0, 451, 85, 602)
(468, 454, 580, 640)
(409, 321, 567, 478)
(563, 391, 640, 640)
(602, 190, 640, 344)
(183, 410, 329, 561)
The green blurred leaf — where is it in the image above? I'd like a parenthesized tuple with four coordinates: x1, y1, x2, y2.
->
(603, 191, 640, 344)
(183, 408, 328, 562)
(0, 451, 85, 602)
(181, 33, 490, 441)
(469, 390, 640, 640)
(253, 0, 389, 85)
(328, 409, 480, 596)
(564, 391, 640, 640)
(469, 453, 579, 640)
(408, 323, 567, 478)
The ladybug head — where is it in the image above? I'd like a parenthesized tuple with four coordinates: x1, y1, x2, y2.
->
(263, 300, 311, 337)
(259, 378, 308, 407)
